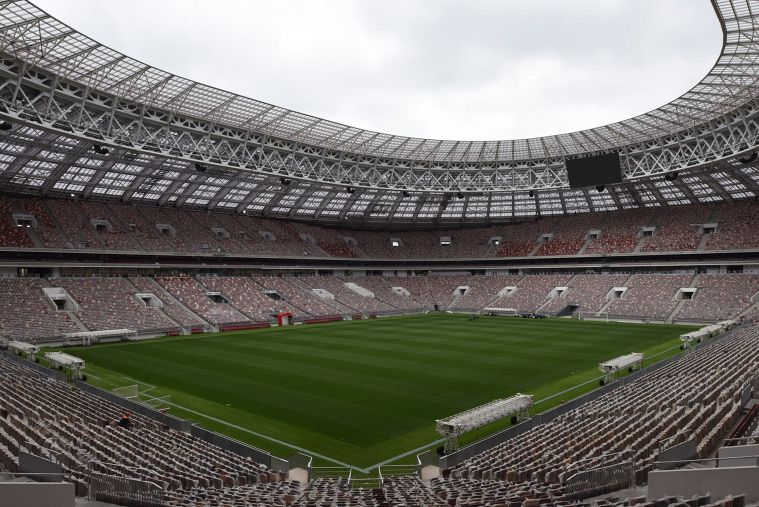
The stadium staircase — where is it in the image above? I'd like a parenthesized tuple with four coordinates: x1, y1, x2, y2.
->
(4, 196, 43, 247)
(106, 202, 149, 252)
(695, 205, 719, 250)
(631, 236, 646, 253)
(142, 277, 211, 327)
(294, 278, 355, 314)
(737, 302, 759, 320)
(73, 200, 107, 250)
(38, 199, 74, 249)
(595, 273, 635, 318)
(131, 205, 175, 252)
(666, 300, 689, 324)
(23, 227, 44, 248)
(35, 277, 89, 332)
(449, 292, 463, 309)
(632, 208, 663, 253)
(125, 278, 184, 328)
(534, 299, 554, 315)
(373, 292, 404, 313)
(666, 273, 699, 323)
(696, 232, 713, 251)
(576, 238, 593, 255)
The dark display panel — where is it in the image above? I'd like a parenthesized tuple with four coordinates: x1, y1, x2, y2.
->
(566, 152, 622, 188)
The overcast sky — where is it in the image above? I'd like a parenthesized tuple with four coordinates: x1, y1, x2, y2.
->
(34, 0, 720, 141)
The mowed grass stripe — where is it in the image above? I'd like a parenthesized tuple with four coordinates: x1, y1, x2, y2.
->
(68, 314, 697, 466)
(83, 345, 421, 443)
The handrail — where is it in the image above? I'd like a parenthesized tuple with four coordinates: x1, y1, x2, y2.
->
(0, 471, 71, 480)
(653, 454, 759, 469)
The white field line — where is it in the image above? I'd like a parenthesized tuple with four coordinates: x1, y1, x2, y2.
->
(165, 400, 357, 470)
(121, 376, 156, 390)
(106, 343, 687, 474)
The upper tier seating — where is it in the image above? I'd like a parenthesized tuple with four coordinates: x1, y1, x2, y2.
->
(78, 201, 141, 251)
(496, 217, 560, 258)
(106, 203, 173, 252)
(534, 214, 603, 256)
(584, 208, 657, 255)
(19, 197, 69, 248)
(639, 204, 715, 252)
(188, 210, 252, 255)
(705, 200, 759, 251)
(1, 197, 758, 259)
(150, 208, 223, 253)
(44, 199, 104, 249)
(0, 195, 33, 247)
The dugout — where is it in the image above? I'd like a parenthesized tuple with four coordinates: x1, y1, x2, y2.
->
(276, 311, 294, 326)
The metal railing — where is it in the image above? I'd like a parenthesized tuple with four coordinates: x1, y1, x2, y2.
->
(87, 462, 163, 507)
(653, 454, 759, 470)
(310, 466, 351, 479)
(565, 460, 634, 500)
(0, 471, 72, 482)
(723, 436, 759, 446)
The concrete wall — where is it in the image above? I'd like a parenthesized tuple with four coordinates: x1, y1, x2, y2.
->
(648, 466, 759, 502)
(658, 439, 697, 469)
(0, 482, 74, 507)
(718, 445, 759, 467)
(18, 451, 62, 482)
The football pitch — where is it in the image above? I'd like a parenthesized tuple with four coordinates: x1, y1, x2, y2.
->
(65, 314, 698, 469)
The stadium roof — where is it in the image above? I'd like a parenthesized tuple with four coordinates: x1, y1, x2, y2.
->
(0, 0, 757, 224)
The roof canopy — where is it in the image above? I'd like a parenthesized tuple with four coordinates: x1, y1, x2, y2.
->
(0, 1, 756, 223)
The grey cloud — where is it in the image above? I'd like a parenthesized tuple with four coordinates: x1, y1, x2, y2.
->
(35, 0, 720, 140)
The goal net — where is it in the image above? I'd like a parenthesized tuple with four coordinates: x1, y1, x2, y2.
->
(112, 384, 139, 400)
(112, 384, 171, 413)
(141, 394, 171, 413)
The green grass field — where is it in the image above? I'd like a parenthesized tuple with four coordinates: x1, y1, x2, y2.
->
(60, 314, 697, 469)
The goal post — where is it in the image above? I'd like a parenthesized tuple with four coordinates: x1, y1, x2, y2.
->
(112, 384, 139, 400)
(141, 394, 171, 413)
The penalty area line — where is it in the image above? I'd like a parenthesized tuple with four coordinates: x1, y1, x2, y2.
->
(165, 400, 357, 470)
(121, 376, 157, 390)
